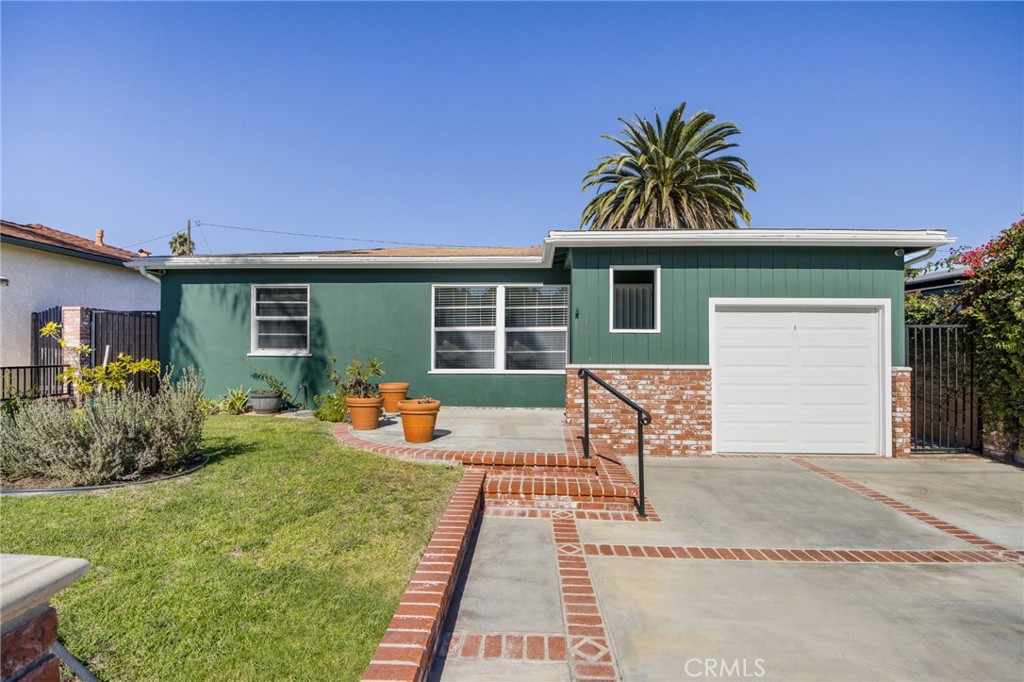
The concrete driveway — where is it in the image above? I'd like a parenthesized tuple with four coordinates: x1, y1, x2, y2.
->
(432, 456, 1024, 681)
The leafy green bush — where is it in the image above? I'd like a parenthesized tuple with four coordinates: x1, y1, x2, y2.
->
(312, 392, 348, 422)
(219, 386, 250, 415)
(0, 368, 206, 487)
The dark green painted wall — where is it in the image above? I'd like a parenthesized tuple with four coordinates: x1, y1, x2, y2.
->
(161, 246, 907, 407)
(568, 246, 906, 366)
(160, 268, 570, 408)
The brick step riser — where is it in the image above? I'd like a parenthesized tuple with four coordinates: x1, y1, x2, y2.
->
(483, 496, 637, 512)
(466, 464, 601, 477)
(461, 457, 596, 469)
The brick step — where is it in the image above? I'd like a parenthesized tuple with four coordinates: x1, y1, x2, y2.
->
(466, 464, 600, 477)
(460, 452, 597, 469)
(482, 474, 637, 511)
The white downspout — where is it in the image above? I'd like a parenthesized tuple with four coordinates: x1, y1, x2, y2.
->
(134, 264, 162, 284)
(903, 247, 938, 269)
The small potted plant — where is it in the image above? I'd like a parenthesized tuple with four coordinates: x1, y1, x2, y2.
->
(343, 356, 385, 430)
(379, 382, 410, 413)
(398, 396, 442, 443)
(250, 388, 282, 414)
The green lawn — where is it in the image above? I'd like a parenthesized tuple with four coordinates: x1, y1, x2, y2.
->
(0, 416, 461, 681)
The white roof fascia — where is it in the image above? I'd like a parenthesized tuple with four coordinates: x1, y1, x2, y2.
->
(543, 229, 954, 250)
(131, 255, 549, 270)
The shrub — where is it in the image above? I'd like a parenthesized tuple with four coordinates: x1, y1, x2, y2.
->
(219, 386, 250, 415)
(244, 362, 296, 407)
(0, 368, 206, 487)
(956, 219, 1024, 436)
(312, 392, 348, 422)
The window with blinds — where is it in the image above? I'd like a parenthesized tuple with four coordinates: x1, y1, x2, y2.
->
(611, 267, 659, 332)
(433, 284, 569, 372)
(251, 285, 310, 354)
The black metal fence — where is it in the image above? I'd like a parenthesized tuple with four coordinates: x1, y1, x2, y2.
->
(906, 324, 981, 452)
(91, 310, 161, 394)
(0, 365, 69, 401)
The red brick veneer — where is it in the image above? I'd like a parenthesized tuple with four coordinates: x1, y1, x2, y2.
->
(361, 469, 485, 682)
(566, 367, 712, 457)
(892, 367, 912, 458)
(0, 606, 60, 682)
(568, 366, 913, 458)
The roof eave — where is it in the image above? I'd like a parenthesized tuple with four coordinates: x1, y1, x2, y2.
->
(543, 229, 955, 250)
(131, 255, 551, 270)
(1, 234, 131, 266)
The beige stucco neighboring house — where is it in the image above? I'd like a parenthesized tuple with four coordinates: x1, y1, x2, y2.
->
(0, 220, 160, 366)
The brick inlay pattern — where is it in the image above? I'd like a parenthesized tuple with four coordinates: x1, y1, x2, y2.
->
(584, 544, 1008, 564)
(361, 470, 486, 682)
(792, 458, 1023, 566)
(553, 517, 619, 682)
(440, 633, 568, 662)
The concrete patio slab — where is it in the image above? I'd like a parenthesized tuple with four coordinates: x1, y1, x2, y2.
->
(359, 407, 567, 452)
(579, 458, 977, 550)
(811, 458, 1024, 549)
(591, 558, 1024, 682)
(441, 516, 563, 635)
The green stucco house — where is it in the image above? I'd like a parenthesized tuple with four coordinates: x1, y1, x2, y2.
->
(136, 228, 953, 458)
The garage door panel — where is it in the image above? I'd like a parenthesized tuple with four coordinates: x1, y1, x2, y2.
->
(797, 383, 876, 409)
(714, 305, 882, 455)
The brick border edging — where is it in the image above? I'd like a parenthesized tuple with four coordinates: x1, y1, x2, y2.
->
(361, 469, 486, 682)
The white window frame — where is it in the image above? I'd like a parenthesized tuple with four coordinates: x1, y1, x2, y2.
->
(609, 265, 661, 333)
(430, 283, 569, 375)
(249, 284, 311, 357)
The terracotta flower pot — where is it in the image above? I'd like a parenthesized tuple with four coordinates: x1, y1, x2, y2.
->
(348, 396, 384, 430)
(379, 382, 410, 413)
(398, 399, 442, 443)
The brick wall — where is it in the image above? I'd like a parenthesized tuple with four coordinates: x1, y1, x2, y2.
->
(892, 367, 912, 458)
(1, 606, 60, 682)
(566, 367, 712, 457)
(982, 429, 1019, 461)
(568, 366, 910, 458)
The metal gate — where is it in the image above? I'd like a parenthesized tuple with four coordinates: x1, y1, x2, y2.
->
(91, 310, 161, 393)
(31, 305, 64, 366)
(905, 324, 981, 452)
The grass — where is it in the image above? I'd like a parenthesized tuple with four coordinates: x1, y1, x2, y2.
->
(0, 416, 462, 681)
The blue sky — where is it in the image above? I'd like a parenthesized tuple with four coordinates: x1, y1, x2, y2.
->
(2, 2, 1021, 258)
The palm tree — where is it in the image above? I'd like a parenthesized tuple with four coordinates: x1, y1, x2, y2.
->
(581, 103, 757, 230)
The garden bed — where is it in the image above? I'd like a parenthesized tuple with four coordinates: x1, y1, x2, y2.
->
(0, 416, 462, 681)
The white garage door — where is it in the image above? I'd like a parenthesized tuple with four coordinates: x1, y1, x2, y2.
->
(713, 304, 884, 455)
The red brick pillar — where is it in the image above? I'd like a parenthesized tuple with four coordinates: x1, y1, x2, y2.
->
(892, 367, 912, 458)
(58, 307, 92, 368)
(1, 555, 90, 682)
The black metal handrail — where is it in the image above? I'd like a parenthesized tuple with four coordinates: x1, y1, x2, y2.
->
(577, 368, 652, 517)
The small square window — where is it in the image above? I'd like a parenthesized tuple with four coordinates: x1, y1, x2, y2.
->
(611, 267, 659, 332)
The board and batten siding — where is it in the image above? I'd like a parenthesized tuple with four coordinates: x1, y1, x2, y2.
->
(569, 246, 906, 366)
(160, 268, 570, 408)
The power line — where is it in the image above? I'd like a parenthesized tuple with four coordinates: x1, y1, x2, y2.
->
(194, 220, 478, 248)
(195, 221, 213, 254)
(125, 230, 180, 248)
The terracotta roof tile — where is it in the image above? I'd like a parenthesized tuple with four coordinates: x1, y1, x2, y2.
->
(1, 220, 136, 262)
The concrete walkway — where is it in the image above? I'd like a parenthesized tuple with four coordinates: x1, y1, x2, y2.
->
(357, 407, 568, 453)
(430, 456, 1024, 681)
